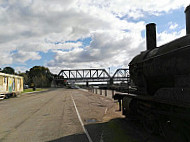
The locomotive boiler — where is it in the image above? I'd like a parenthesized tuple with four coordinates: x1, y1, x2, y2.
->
(130, 6, 190, 96)
(116, 5, 190, 142)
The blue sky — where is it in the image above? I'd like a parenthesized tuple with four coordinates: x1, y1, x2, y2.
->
(0, 0, 189, 74)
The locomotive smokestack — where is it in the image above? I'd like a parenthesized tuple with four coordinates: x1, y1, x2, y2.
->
(146, 23, 157, 50)
(185, 5, 190, 35)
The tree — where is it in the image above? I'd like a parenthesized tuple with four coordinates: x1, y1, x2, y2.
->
(28, 66, 53, 88)
(19, 72, 30, 85)
(2, 67, 15, 74)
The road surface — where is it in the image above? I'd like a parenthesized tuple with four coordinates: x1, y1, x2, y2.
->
(0, 89, 115, 142)
(0, 88, 167, 142)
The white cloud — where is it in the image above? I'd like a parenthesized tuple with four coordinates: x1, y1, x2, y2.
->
(102, 0, 189, 18)
(76, 0, 189, 19)
(15, 66, 30, 73)
(169, 22, 178, 30)
(0, 53, 13, 66)
(47, 30, 145, 71)
(0, 0, 189, 73)
(12, 51, 41, 63)
(0, 0, 145, 66)
(15, 41, 83, 53)
(157, 29, 185, 46)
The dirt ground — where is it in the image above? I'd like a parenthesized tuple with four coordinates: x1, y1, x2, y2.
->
(85, 89, 167, 142)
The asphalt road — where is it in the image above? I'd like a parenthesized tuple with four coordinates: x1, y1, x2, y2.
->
(0, 89, 114, 142)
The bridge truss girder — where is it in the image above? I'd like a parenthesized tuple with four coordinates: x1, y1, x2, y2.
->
(112, 68, 130, 82)
(57, 69, 111, 82)
(55, 68, 129, 83)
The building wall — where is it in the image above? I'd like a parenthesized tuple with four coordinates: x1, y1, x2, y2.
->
(0, 73, 23, 94)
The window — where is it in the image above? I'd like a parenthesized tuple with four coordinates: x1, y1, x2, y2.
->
(0, 76, 3, 85)
(18, 79, 20, 90)
(13, 78, 15, 91)
(4, 77, 7, 83)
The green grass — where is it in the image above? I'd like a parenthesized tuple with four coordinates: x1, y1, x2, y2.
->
(22, 88, 46, 93)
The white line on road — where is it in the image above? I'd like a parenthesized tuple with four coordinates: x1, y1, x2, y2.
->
(71, 95, 93, 142)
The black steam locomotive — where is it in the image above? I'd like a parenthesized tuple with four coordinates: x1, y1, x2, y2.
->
(117, 5, 190, 142)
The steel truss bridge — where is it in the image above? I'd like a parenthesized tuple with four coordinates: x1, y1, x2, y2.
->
(55, 68, 129, 84)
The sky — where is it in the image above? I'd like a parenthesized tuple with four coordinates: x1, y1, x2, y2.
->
(0, 0, 189, 74)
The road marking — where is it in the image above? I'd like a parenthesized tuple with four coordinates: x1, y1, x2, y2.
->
(71, 95, 93, 142)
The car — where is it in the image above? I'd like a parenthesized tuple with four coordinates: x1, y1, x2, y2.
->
(24, 84, 29, 89)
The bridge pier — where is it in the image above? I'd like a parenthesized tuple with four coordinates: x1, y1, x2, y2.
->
(86, 81, 89, 87)
(112, 90, 114, 98)
(100, 89, 102, 95)
(105, 89, 107, 96)
(109, 78, 113, 85)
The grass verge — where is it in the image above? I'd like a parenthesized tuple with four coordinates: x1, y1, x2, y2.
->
(22, 88, 46, 93)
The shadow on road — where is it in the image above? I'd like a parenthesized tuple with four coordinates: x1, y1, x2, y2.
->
(48, 118, 166, 142)
(48, 133, 89, 142)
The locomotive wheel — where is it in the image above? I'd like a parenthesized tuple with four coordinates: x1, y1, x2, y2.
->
(122, 102, 127, 115)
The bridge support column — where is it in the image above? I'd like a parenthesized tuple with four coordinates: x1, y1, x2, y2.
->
(105, 89, 107, 96)
(109, 78, 113, 85)
(86, 81, 89, 87)
(112, 90, 114, 98)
